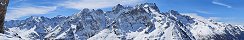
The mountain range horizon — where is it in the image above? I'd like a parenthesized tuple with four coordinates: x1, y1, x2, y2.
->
(1, 3, 244, 40)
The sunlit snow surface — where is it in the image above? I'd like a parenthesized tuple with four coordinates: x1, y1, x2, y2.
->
(2, 3, 244, 40)
(1, 26, 39, 40)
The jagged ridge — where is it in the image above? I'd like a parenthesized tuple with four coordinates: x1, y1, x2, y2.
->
(2, 3, 244, 40)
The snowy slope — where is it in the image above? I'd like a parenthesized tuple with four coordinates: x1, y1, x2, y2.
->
(2, 3, 244, 40)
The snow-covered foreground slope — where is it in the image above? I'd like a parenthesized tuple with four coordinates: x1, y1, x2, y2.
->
(1, 26, 39, 40)
(2, 3, 244, 40)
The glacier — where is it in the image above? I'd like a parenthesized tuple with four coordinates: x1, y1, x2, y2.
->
(2, 3, 244, 40)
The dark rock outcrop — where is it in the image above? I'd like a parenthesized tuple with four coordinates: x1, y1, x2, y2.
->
(0, 0, 9, 33)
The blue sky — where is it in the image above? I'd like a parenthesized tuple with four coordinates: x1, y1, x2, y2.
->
(6, 0, 244, 25)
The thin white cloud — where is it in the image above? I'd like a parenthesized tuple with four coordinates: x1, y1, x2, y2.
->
(6, 6, 57, 20)
(181, 13, 244, 25)
(208, 17, 220, 20)
(212, 1, 232, 8)
(11, 0, 26, 4)
(209, 17, 244, 25)
(196, 10, 215, 14)
(59, 0, 144, 9)
(6, 0, 144, 20)
(181, 13, 207, 21)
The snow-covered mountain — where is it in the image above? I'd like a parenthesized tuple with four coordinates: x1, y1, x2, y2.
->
(2, 3, 244, 40)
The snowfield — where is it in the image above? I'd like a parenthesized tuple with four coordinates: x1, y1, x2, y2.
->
(2, 3, 244, 40)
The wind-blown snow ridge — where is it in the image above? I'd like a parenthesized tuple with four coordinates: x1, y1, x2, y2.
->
(2, 3, 244, 40)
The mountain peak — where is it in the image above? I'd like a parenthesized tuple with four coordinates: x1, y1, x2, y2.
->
(168, 10, 180, 15)
(95, 9, 103, 14)
(141, 3, 157, 7)
(74, 8, 91, 16)
(112, 4, 124, 11)
(136, 3, 160, 13)
(3, 3, 244, 40)
(82, 8, 90, 13)
(25, 16, 49, 22)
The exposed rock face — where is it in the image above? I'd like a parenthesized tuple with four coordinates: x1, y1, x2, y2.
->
(2, 3, 244, 40)
(0, 0, 9, 33)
